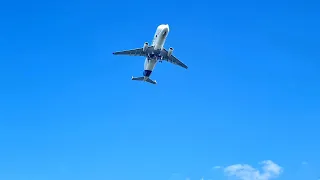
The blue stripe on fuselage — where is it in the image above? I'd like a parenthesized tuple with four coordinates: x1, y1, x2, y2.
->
(143, 70, 152, 77)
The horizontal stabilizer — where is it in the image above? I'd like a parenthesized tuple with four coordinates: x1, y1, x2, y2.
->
(145, 78, 157, 84)
(131, 76, 157, 84)
(131, 76, 144, 81)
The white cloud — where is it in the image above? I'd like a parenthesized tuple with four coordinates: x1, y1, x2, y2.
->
(223, 160, 283, 180)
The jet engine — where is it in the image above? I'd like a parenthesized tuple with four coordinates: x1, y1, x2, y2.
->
(143, 42, 148, 51)
(168, 47, 174, 56)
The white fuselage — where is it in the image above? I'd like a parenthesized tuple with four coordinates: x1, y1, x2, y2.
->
(142, 24, 169, 78)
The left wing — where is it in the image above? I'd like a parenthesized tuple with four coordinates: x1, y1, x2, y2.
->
(112, 46, 154, 56)
(161, 48, 188, 69)
(112, 48, 146, 56)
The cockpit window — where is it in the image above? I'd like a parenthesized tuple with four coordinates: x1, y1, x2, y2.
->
(163, 31, 167, 36)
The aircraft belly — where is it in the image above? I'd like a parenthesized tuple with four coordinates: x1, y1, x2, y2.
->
(144, 59, 157, 71)
(153, 36, 165, 50)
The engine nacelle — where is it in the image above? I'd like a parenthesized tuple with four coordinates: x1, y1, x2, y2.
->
(168, 47, 174, 56)
(143, 42, 148, 51)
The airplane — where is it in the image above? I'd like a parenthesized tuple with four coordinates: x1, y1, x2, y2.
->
(112, 24, 188, 84)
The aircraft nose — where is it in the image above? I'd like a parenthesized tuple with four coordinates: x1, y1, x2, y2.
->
(161, 24, 169, 36)
(163, 24, 169, 31)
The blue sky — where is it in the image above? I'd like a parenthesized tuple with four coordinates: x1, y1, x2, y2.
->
(0, 0, 319, 179)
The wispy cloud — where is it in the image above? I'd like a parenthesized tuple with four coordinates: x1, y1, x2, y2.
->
(213, 166, 222, 169)
(223, 160, 283, 180)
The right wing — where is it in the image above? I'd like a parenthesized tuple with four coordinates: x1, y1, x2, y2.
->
(112, 46, 153, 56)
(161, 49, 188, 69)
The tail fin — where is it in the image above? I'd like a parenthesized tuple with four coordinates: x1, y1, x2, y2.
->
(131, 76, 157, 84)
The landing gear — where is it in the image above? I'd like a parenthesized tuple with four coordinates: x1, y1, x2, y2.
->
(147, 53, 163, 63)
(157, 55, 163, 63)
(148, 53, 155, 59)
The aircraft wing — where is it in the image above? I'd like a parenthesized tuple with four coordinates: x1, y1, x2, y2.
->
(112, 48, 147, 56)
(112, 46, 156, 56)
(161, 48, 188, 69)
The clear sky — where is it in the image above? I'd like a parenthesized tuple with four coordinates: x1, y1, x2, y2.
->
(0, 0, 319, 180)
